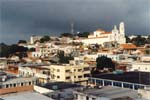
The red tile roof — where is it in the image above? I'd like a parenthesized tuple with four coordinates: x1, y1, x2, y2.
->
(120, 43, 137, 49)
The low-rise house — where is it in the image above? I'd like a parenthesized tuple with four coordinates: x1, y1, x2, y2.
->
(129, 62, 150, 72)
(120, 43, 137, 54)
(0, 72, 37, 95)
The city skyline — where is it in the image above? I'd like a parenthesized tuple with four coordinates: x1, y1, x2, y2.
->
(0, 0, 150, 44)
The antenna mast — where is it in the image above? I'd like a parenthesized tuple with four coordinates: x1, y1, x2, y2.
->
(71, 21, 74, 34)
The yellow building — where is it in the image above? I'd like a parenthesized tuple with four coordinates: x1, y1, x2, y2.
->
(49, 64, 91, 85)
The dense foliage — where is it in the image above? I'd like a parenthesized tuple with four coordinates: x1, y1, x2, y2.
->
(77, 32, 90, 37)
(60, 33, 73, 38)
(57, 51, 74, 64)
(18, 40, 27, 44)
(40, 35, 50, 43)
(96, 56, 115, 70)
(126, 35, 150, 46)
(0, 43, 28, 57)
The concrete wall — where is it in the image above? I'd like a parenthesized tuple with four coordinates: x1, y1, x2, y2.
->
(34, 85, 54, 94)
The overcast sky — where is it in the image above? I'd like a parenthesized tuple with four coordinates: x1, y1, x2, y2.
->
(0, 0, 150, 44)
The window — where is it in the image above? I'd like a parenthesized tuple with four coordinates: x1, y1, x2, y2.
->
(43, 71, 46, 74)
(57, 76, 60, 78)
(65, 70, 70, 72)
(74, 76, 76, 78)
(78, 69, 82, 72)
(86, 96, 89, 100)
(92, 98, 96, 100)
(84, 74, 90, 77)
(13, 84, 16, 87)
(6, 84, 9, 88)
(57, 69, 60, 72)
(84, 67, 90, 71)
(29, 82, 31, 85)
(21, 83, 24, 86)
(78, 76, 82, 78)
(10, 84, 12, 87)
(145, 67, 147, 70)
(66, 76, 70, 79)
(138, 67, 140, 70)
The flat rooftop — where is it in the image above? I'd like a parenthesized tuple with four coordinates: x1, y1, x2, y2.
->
(1, 92, 53, 100)
(0, 72, 16, 83)
(40, 82, 82, 90)
(2, 77, 37, 85)
(92, 72, 150, 85)
(75, 86, 139, 99)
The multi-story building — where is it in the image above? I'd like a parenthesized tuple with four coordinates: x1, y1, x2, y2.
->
(18, 63, 51, 84)
(49, 63, 90, 85)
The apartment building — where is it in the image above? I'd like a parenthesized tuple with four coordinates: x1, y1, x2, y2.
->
(18, 63, 51, 84)
(49, 63, 91, 85)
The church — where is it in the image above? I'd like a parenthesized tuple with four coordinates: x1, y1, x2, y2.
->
(81, 22, 126, 45)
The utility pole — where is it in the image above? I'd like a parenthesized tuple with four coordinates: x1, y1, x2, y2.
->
(71, 21, 74, 34)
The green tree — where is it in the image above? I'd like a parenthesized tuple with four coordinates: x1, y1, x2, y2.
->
(0, 43, 10, 57)
(0, 43, 28, 57)
(131, 35, 147, 46)
(96, 56, 115, 70)
(28, 48, 35, 52)
(18, 40, 27, 44)
(60, 33, 73, 38)
(57, 51, 74, 64)
(146, 35, 150, 44)
(77, 32, 90, 37)
(125, 36, 131, 43)
(40, 35, 50, 43)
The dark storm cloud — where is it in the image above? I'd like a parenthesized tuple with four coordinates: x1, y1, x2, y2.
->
(0, 0, 149, 44)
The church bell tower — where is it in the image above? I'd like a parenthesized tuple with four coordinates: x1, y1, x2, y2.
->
(119, 22, 125, 35)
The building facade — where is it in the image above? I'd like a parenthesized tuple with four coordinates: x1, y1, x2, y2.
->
(129, 62, 150, 72)
(81, 22, 126, 45)
(49, 63, 91, 85)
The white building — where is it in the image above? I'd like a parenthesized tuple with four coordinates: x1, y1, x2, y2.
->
(30, 35, 42, 44)
(18, 63, 51, 84)
(129, 62, 150, 72)
(83, 53, 126, 62)
(30, 43, 75, 58)
(81, 22, 126, 45)
(0, 58, 8, 69)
